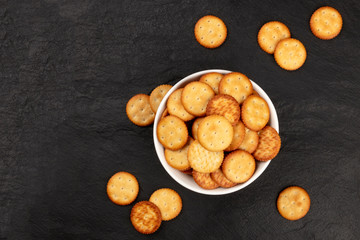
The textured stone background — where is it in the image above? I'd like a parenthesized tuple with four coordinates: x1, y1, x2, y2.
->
(1, 0, 359, 239)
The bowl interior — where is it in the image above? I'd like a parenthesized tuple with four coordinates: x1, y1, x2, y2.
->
(153, 69, 279, 195)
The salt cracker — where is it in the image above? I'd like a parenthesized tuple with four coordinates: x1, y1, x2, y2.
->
(130, 201, 162, 234)
(192, 170, 219, 190)
(219, 72, 253, 104)
(274, 38, 307, 71)
(191, 117, 204, 140)
(149, 188, 182, 221)
(253, 126, 281, 161)
(210, 169, 237, 188)
(198, 115, 233, 151)
(182, 81, 215, 116)
(149, 84, 172, 113)
(167, 88, 195, 121)
(194, 15, 227, 49)
(206, 94, 240, 125)
(107, 172, 139, 205)
(199, 72, 223, 94)
(277, 186, 311, 221)
(164, 137, 193, 171)
(225, 121, 245, 151)
(241, 95, 270, 131)
(157, 115, 188, 150)
(126, 94, 155, 126)
(238, 127, 259, 154)
(222, 150, 256, 183)
(258, 21, 291, 54)
(188, 140, 224, 173)
(310, 6, 342, 40)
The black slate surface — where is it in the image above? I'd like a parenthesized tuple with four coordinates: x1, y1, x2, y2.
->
(1, 0, 360, 239)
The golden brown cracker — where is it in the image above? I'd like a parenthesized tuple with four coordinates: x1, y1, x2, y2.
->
(238, 127, 259, 154)
(160, 108, 169, 120)
(241, 95, 270, 131)
(219, 72, 253, 104)
(167, 88, 195, 121)
(225, 121, 245, 151)
(206, 94, 240, 125)
(164, 137, 193, 171)
(188, 140, 224, 173)
(107, 172, 139, 205)
(149, 84, 172, 113)
(126, 94, 155, 126)
(277, 186, 311, 221)
(258, 21, 291, 54)
(182, 81, 215, 116)
(253, 126, 281, 161)
(210, 169, 237, 188)
(192, 170, 219, 189)
(274, 38, 307, 71)
(222, 150, 256, 183)
(194, 15, 227, 48)
(199, 72, 223, 94)
(157, 115, 188, 150)
(310, 6, 342, 40)
(130, 201, 162, 234)
(149, 188, 182, 221)
(191, 117, 204, 140)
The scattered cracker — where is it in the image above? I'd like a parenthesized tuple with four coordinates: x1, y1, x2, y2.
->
(274, 38, 307, 71)
(182, 81, 215, 116)
(225, 121, 245, 151)
(191, 117, 204, 140)
(193, 170, 219, 190)
(199, 72, 223, 94)
(107, 172, 139, 205)
(258, 21, 291, 54)
(210, 169, 237, 188)
(253, 126, 281, 161)
(126, 94, 155, 126)
(165, 137, 193, 171)
(241, 95, 270, 131)
(188, 140, 224, 173)
(130, 201, 162, 234)
(198, 115, 233, 151)
(219, 72, 253, 104)
(310, 6, 342, 40)
(238, 127, 259, 154)
(194, 15, 227, 49)
(149, 85, 172, 113)
(206, 94, 240, 125)
(277, 186, 311, 221)
(149, 188, 182, 221)
(157, 115, 188, 150)
(222, 150, 256, 183)
(167, 88, 195, 121)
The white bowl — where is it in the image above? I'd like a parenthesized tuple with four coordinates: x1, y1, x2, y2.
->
(153, 69, 279, 195)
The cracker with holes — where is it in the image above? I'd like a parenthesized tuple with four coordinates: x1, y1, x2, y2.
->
(191, 117, 204, 140)
(241, 95, 270, 131)
(222, 150, 256, 183)
(206, 94, 240, 125)
(310, 6, 342, 40)
(258, 21, 291, 54)
(210, 169, 237, 188)
(165, 137, 193, 171)
(188, 140, 224, 173)
(225, 121, 245, 151)
(157, 115, 188, 150)
(192, 170, 219, 189)
(277, 186, 311, 221)
(126, 94, 155, 126)
(239, 127, 259, 153)
(149, 84, 172, 113)
(149, 188, 182, 221)
(182, 81, 215, 116)
(253, 126, 281, 161)
(199, 72, 223, 94)
(198, 115, 233, 151)
(274, 38, 307, 71)
(130, 201, 162, 234)
(167, 88, 195, 121)
(107, 172, 139, 205)
(219, 72, 253, 104)
(194, 15, 227, 49)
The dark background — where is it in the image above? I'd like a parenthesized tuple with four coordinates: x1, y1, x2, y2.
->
(1, 0, 359, 239)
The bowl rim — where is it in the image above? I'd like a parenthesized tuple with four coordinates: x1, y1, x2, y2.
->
(153, 69, 279, 195)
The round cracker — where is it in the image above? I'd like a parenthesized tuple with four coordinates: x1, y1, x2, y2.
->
(258, 21, 291, 54)
(126, 94, 155, 126)
(277, 186, 311, 221)
(167, 88, 195, 121)
(164, 137, 193, 171)
(218, 72, 253, 104)
(197, 115, 233, 151)
(310, 6, 342, 40)
(188, 140, 224, 173)
(182, 81, 215, 116)
(210, 169, 237, 188)
(192, 170, 219, 190)
(191, 117, 204, 140)
(199, 72, 223, 94)
(253, 126, 281, 161)
(149, 188, 182, 221)
(241, 95, 270, 131)
(238, 127, 259, 154)
(157, 115, 188, 150)
(130, 201, 162, 234)
(225, 121, 245, 151)
(194, 15, 227, 49)
(149, 84, 172, 113)
(222, 150, 256, 183)
(274, 38, 307, 71)
(206, 94, 240, 125)
(107, 172, 139, 205)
